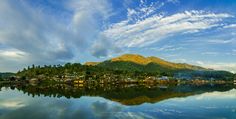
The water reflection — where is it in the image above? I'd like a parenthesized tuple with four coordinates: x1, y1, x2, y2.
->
(1, 83, 235, 105)
(0, 84, 236, 119)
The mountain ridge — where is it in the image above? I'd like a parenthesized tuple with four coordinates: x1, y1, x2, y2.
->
(85, 54, 206, 71)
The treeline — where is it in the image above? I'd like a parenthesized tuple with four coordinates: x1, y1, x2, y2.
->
(175, 70, 235, 80)
(0, 73, 15, 81)
(97, 61, 235, 80)
(16, 63, 166, 80)
(17, 63, 84, 78)
(16, 63, 235, 80)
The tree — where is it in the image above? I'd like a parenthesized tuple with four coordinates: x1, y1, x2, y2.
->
(32, 64, 35, 69)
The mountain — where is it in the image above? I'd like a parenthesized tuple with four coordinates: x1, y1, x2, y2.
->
(16, 54, 234, 80)
(85, 54, 206, 73)
(111, 54, 205, 70)
(83, 54, 235, 79)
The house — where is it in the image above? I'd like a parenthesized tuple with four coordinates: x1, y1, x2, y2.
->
(65, 74, 76, 79)
(146, 76, 157, 80)
(29, 78, 39, 84)
(74, 80, 84, 84)
(158, 76, 169, 80)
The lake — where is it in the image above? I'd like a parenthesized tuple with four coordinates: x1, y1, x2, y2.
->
(0, 83, 236, 119)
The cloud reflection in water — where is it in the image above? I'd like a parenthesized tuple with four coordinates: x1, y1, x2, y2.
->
(0, 88, 236, 119)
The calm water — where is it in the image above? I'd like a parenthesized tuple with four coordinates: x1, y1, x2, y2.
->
(0, 84, 236, 119)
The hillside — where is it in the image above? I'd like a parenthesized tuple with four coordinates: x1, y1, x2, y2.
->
(83, 54, 235, 79)
(111, 54, 204, 70)
(16, 54, 234, 80)
(85, 54, 206, 73)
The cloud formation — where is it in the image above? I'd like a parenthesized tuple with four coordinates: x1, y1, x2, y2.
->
(0, 0, 112, 71)
(103, 10, 232, 48)
(207, 39, 234, 44)
(196, 61, 236, 73)
(0, 0, 75, 71)
(223, 24, 236, 29)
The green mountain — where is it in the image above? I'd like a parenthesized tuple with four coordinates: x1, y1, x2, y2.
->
(86, 54, 206, 72)
(84, 54, 234, 80)
(111, 54, 204, 70)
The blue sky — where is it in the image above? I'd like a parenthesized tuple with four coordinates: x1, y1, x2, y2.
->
(0, 0, 236, 72)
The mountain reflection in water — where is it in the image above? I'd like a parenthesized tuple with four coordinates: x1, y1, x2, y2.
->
(0, 83, 236, 119)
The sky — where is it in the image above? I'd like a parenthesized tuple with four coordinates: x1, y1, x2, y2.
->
(0, 0, 236, 73)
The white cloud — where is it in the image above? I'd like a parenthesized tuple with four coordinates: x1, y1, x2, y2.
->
(148, 45, 184, 52)
(223, 24, 236, 28)
(90, 35, 122, 58)
(196, 61, 236, 73)
(195, 89, 236, 100)
(167, 0, 180, 4)
(225, 50, 236, 56)
(103, 10, 232, 48)
(0, 49, 27, 59)
(207, 39, 234, 44)
(127, 0, 164, 21)
(211, 63, 236, 73)
(0, 100, 26, 109)
(68, 0, 114, 58)
(196, 61, 204, 65)
(201, 52, 219, 55)
(0, 0, 75, 64)
(0, 0, 113, 71)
